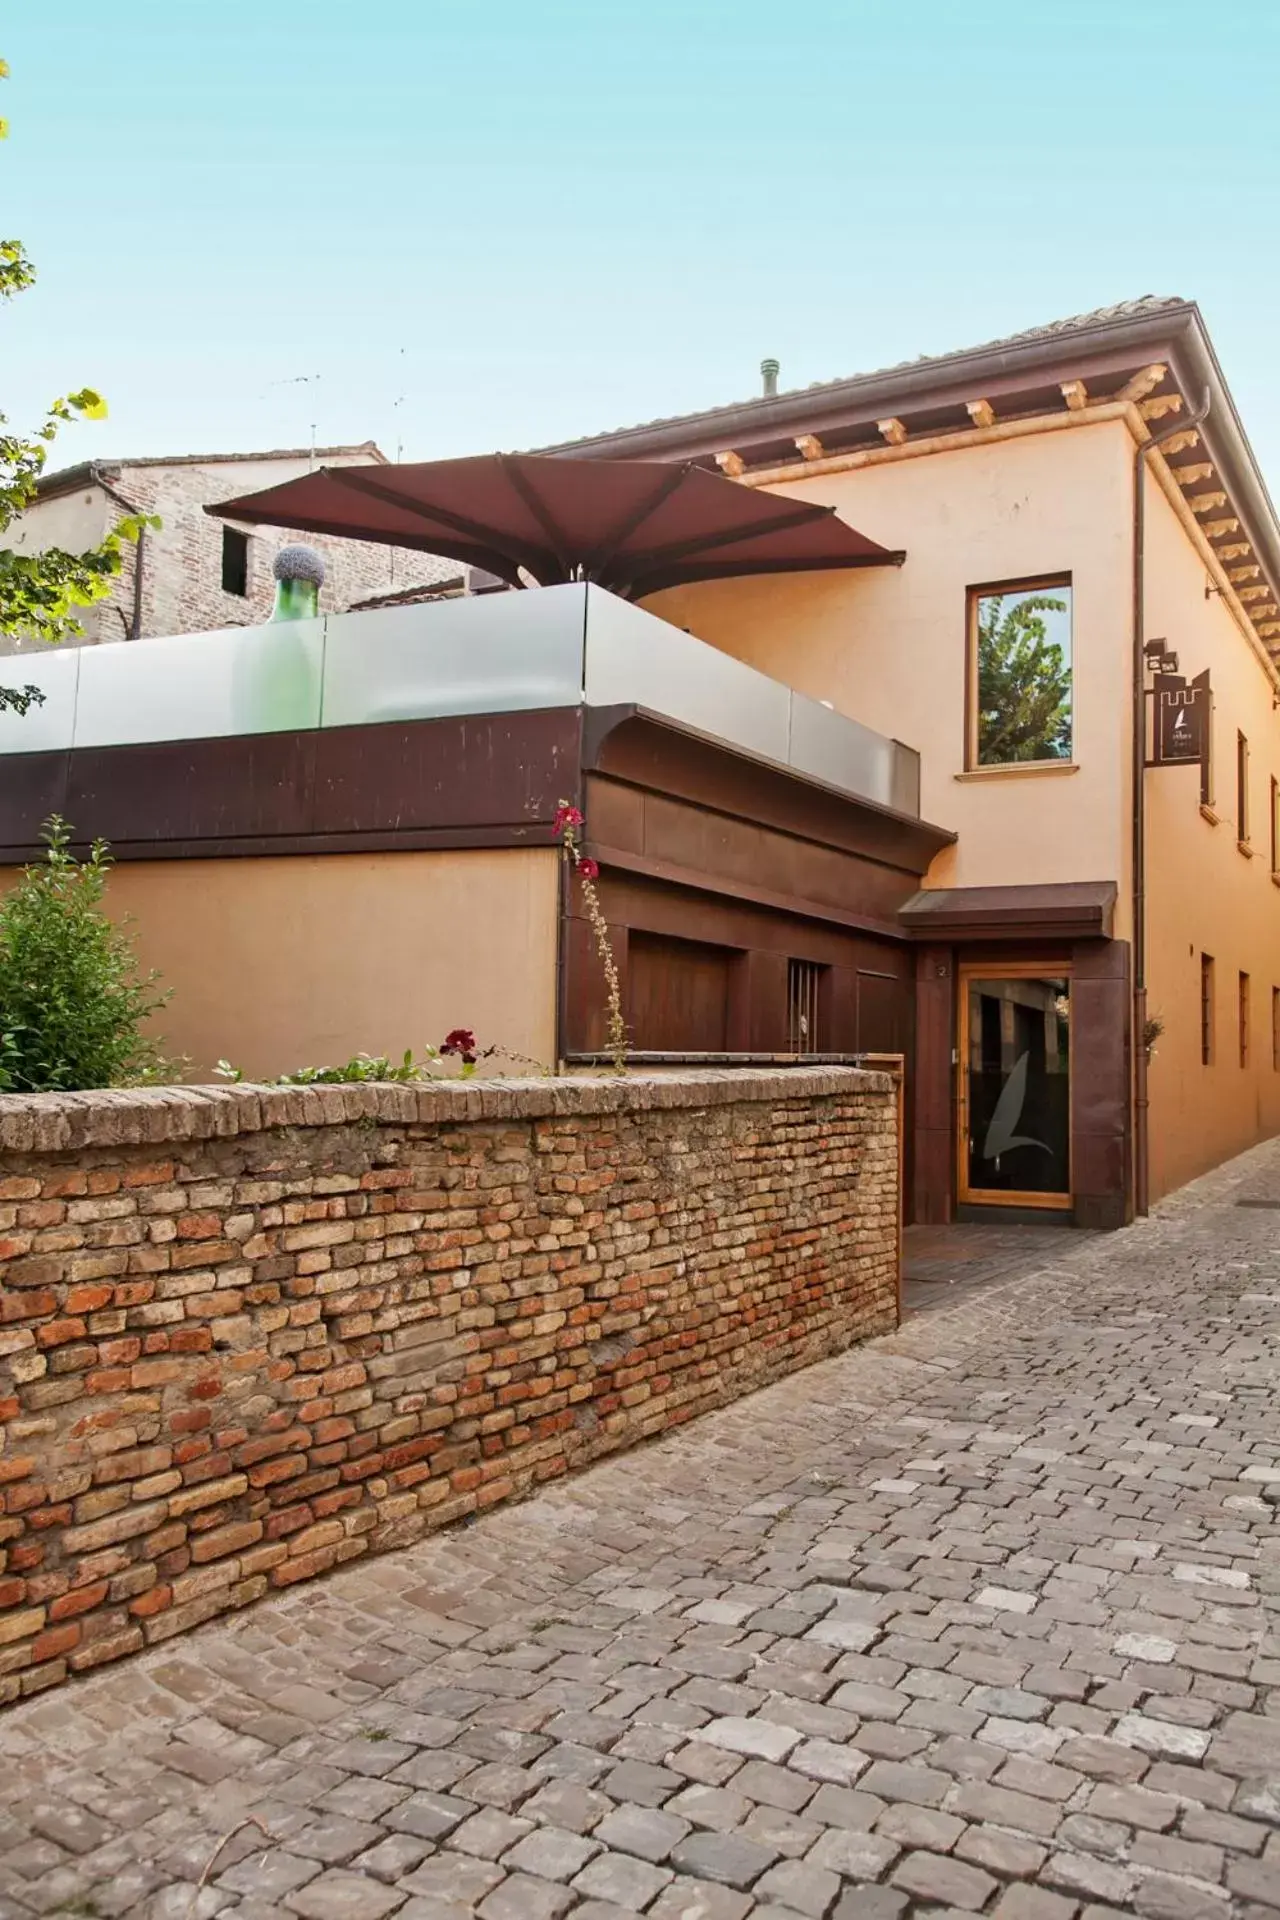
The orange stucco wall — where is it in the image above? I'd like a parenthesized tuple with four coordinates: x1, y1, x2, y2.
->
(0, 848, 561, 1082)
(646, 417, 1135, 937)
(646, 414, 1280, 1205)
(1142, 473, 1280, 1200)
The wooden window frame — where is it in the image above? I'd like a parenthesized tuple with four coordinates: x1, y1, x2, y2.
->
(956, 959, 1073, 1213)
(965, 573, 1074, 773)
(1201, 953, 1215, 1067)
(1272, 986, 1280, 1072)
(1271, 776, 1279, 876)
(1239, 971, 1250, 1069)
(1237, 730, 1250, 851)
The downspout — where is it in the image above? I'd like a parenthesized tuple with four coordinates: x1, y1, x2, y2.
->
(129, 522, 147, 640)
(1132, 388, 1211, 1217)
(91, 465, 149, 640)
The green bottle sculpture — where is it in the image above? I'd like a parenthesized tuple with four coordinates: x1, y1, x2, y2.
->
(231, 543, 325, 735)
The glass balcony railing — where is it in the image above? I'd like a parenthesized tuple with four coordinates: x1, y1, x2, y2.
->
(0, 584, 921, 818)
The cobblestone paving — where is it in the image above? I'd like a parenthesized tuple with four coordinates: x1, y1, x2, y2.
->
(2, 1142, 1279, 1920)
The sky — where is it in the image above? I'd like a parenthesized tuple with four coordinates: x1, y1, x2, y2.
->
(7, 1, 1280, 488)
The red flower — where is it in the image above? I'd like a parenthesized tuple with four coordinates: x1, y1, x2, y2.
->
(554, 803, 584, 836)
(577, 856, 600, 881)
(440, 1027, 478, 1065)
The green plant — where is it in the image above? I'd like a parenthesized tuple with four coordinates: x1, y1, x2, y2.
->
(216, 1032, 487, 1087)
(0, 60, 157, 704)
(0, 817, 170, 1090)
(975, 590, 1071, 764)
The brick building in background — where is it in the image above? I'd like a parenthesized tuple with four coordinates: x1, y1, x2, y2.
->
(2, 443, 459, 652)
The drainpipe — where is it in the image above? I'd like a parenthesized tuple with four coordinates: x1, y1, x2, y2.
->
(91, 465, 149, 640)
(129, 522, 147, 639)
(1132, 387, 1211, 1217)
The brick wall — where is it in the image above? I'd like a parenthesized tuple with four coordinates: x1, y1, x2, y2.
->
(0, 1069, 898, 1702)
(2, 454, 456, 655)
(111, 458, 456, 640)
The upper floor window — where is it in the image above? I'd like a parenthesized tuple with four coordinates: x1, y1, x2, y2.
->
(221, 526, 250, 597)
(1237, 731, 1250, 847)
(968, 576, 1073, 768)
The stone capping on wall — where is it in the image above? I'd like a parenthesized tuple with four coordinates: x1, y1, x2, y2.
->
(0, 1066, 892, 1155)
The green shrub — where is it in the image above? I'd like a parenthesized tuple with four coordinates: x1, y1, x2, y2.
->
(217, 1049, 435, 1087)
(0, 817, 170, 1091)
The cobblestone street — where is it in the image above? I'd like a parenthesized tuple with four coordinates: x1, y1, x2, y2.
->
(2, 1142, 1278, 1920)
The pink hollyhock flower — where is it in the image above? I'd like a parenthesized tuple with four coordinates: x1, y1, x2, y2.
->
(554, 803, 584, 835)
(578, 856, 600, 880)
(440, 1028, 478, 1065)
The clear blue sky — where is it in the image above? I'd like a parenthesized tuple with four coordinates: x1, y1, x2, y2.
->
(8, 1, 1280, 486)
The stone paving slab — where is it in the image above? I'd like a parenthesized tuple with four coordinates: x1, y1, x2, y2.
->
(2, 1139, 1279, 1918)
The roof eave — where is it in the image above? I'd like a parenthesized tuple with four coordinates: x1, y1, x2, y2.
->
(1162, 312, 1280, 632)
(543, 301, 1203, 461)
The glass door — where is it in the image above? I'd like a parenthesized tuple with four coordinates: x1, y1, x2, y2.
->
(958, 968, 1071, 1209)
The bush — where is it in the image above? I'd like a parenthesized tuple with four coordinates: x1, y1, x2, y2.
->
(0, 817, 169, 1091)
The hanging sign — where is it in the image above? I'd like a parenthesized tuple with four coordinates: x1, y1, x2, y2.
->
(1155, 683, 1209, 765)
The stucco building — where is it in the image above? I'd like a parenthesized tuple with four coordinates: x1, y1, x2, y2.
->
(0, 296, 1276, 1231)
(545, 295, 1280, 1224)
(2, 444, 457, 652)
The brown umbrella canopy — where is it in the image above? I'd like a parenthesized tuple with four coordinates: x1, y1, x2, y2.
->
(206, 453, 903, 600)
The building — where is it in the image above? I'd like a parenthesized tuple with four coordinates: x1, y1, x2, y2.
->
(2, 444, 457, 651)
(0, 297, 1276, 1231)
(543, 296, 1280, 1224)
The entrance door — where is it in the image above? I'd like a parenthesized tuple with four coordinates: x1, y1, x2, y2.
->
(958, 967, 1071, 1210)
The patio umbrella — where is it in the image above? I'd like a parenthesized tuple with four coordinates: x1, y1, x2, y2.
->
(206, 453, 904, 600)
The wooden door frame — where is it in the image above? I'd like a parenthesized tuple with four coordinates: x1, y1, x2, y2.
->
(957, 959, 1073, 1212)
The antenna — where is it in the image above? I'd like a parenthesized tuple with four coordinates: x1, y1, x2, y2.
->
(392, 347, 408, 465)
(265, 373, 322, 467)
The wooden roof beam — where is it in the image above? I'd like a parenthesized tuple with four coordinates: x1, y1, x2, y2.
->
(1217, 542, 1251, 560)
(966, 399, 995, 429)
(1140, 393, 1183, 422)
(1175, 463, 1214, 487)
(1228, 565, 1262, 584)
(1189, 491, 1228, 514)
(1202, 518, 1240, 538)
(1158, 428, 1200, 456)
(794, 434, 825, 462)
(1060, 380, 1088, 412)
(877, 418, 907, 446)
(715, 450, 745, 477)
(1122, 363, 1167, 403)
(1239, 584, 1270, 603)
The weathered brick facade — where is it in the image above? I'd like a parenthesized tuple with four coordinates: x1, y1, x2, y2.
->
(0, 1068, 898, 1701)
(3, 447, 457, 654)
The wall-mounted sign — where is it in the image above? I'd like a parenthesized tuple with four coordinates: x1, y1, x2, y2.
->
(1156, 683, 1209, 765)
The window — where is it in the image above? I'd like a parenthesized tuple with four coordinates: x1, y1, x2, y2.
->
(968, 577, 1072, 768)
(1239, 971, 1250, 1068)
(787, 959, 822, 1053)
(221, 526, 249, 597)
(1273, 987, 1280, 1071)
(1201, 704, 1214, 808)
(1271, 776, 1279, 874)
(1237, 731, 1250, 845)
(1201, 954, 1215, 1066)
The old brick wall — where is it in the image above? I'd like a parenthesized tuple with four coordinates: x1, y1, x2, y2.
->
(1, 453, 456, 656)
(112, 457, 456, 640)
(0, 1068, 898, 1702)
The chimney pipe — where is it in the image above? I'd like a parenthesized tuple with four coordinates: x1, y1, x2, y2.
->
(760, 357, 780, 398)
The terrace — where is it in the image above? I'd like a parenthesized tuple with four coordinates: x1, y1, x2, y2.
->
(0, 583, 921, 821)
